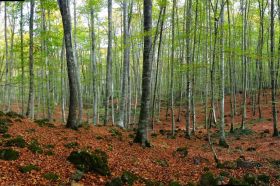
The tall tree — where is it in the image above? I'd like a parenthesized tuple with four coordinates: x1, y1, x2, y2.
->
(58, 0, 79, 129)
(104, 0, 113, 125)
(270, 0, 279, 137)
(134, 0, 152, 146)
(26, 0, 35, 119)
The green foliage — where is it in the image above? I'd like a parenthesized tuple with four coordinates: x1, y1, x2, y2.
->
(175, 146, 188, 157)
(0, 148, 19, 160)
(64, 142, 79, 149)
(168, 181, 181, 186)
(243, 173, 257, 185)
(5, 136, 26, 148)
(28, 140, 43, 154)
(19, 164, 40, 173)
(5, 111, 24, 119)
(71, 170, 84, 182)
(67, 149, 110, 176)
(109, 128, 122, 138)
(35, 119, 55, 128)
(43, 172, 59, 181)
(199, 172, 218, 186)
(2, 133, 11, 138)
(257, 174, 270, 184)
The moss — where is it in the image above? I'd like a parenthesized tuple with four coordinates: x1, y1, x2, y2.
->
(28, 140, 43, 154)
(2, 133, 11, 138)
(0, 124, 8, 134)
(109, 128, 122, 138)
(44, 144, 55, 149)
(228, 177, 249, 186)
(5, 136, 26, 148)
(155, 159, 169, 167)
(0, 148, 19, 160)
(168, 181, 181, 186)
(257, 174, 270, 184)
(19, 164, 40, 173)
(199, 172, 218, 186)
(175, 146, 188, 157)
(121, 171, 138, 185)
(243, 173, 256, 185)
(6, 111, 24, 119)
(71, 170, 84, 181)
(35, 119, 55, 128)
(67, 149, 110, 176)
(64, 142, 79, 149)
(43, 172, 59, 181)
(105, 177, 123, 186)
(44, 150, 55, 156)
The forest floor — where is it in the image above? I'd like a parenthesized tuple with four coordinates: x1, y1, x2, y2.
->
(0, 93, 280, 186)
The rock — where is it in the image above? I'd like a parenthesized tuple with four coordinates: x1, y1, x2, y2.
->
(236, 158, 262, 169)
(67, 149, 110, 176)
(0, 148, 19, 160)
(217, 161, 237, 169)
(193, 156, 210, 165)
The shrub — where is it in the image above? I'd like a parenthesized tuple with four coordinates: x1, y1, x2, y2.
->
(19, 164, 40, 173)
(67, 149, 110, 176)
(43, 172, 59, 181)
(28, 140, 43, 154)
(5, 136, 26, 148)
(0, 148, 19, 160)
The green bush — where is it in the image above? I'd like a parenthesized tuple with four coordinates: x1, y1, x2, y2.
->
(67, 149, 110, 176)
(5, 136, 26, 148)
(0, 148, 19, 160)
(43, 172, 59, 181)
(28, 140, 43, 154)
(19, 164, 40, 173)
(64, 142, 79, 149)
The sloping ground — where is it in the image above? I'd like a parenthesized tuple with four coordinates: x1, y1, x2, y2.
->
(0, 109, 280, 186)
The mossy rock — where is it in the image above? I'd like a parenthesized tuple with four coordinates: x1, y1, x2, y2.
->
(228, 177, 249, 186)
(43, 172, 59, 181)
(243, 173, 257, 185)
(5, 111, 24, 119)
(236, 158, 262, 169)
(28, 140, 43, 154)
(67, 149, 110, 176)
(121, 171, 138, 185)
(71, 170, 84, 181)
(217, 161, 237, 169)
(5, 136, 26, 148)
(257, 174, 270, 184)
(19, 164, 40, 173)
(168, 180, 181, 186)
(64, 142, 79, 149)
(2, 133, 11, 138)
(105, 177, 123, 186)
(199, 172, 218, 186)
(0, 148, 19, 160)
(175, 146, 188, 157)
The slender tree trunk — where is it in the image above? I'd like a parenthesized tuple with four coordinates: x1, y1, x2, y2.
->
(104, 0, 113, 125)
(58, 0, 79, 129)
(134, 0, 152, 146)
(26, 0, 35, 119)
